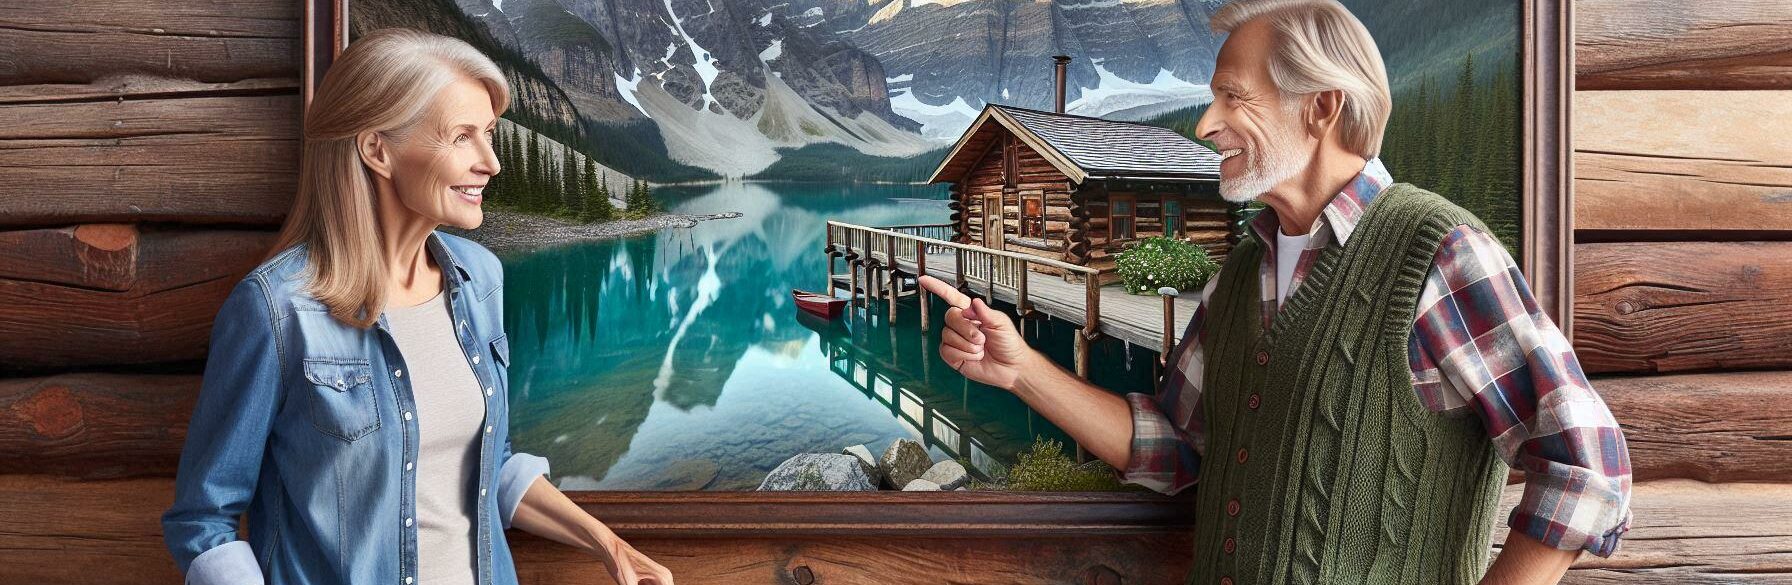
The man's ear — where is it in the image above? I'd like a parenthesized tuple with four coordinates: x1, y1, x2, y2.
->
(1306, 89, 1346, 140)
(357, 131, 395, 181)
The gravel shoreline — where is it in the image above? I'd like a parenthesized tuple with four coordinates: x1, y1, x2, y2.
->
(443, 209, 742, 252)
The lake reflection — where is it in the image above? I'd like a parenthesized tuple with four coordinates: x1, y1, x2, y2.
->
(498, 183, 1157, 490)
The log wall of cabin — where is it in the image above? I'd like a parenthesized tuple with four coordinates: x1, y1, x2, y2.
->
(1, 0, 1787, 583)
(957, 131, 1076, 265)
(1079, 189, 1234, 283)
(1531, 0, 1792, 582)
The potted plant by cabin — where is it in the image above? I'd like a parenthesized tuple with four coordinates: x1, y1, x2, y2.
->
(1114, 236, 1219, 295)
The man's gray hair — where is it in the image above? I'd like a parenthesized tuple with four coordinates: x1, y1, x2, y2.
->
(1211, 0, 1392, 158)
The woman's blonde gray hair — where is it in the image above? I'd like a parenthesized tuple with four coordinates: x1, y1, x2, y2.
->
(269, 28, 509, 329)
(1211, 0, 1391, 157)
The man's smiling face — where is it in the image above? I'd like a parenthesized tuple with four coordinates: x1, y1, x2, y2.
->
(1197, 19, 1313, 203)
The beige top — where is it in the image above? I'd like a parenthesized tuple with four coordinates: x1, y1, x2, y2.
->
(385, 289, 484, 585)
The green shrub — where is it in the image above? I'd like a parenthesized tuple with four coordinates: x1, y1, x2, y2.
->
(998, 437, 1141, 492)
(1115, 236, 1220, 295)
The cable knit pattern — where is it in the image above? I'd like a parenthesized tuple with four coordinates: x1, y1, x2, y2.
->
(1187, 184, 1508, 585)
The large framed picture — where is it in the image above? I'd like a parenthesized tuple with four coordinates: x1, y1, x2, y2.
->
(303, 0, 1572, 579)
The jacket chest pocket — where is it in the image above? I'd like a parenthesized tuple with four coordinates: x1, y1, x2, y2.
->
(302, 359, 381, 442)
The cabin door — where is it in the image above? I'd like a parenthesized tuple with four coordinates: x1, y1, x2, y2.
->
(984, 193, 1005, 251)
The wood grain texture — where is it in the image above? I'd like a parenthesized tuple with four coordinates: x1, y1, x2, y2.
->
(1497, 480, 1792, 583)
(1573, 242, 1792, 374)
(0, 374, 197, 478)
(0, 0, 298, 92)
(0, 227, 275, 370)
(1574, 91, 1792, 239)
(0, 95, 299, 227)
(1, 475, 1784, 584)
(1576, 0, 1792, 90)
(1594, 371, 1792, 483)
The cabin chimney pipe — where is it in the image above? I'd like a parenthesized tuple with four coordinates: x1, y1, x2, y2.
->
(1053, 55, 1071, 114)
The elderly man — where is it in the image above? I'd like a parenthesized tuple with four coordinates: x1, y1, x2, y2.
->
(916, 0, 1632, 583)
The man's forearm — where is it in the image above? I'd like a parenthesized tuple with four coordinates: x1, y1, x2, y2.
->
(1008, 349, 1137, 469)
(1480, 530, 1578, 585)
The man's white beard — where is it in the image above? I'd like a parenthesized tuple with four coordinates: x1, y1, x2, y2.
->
(1219, 122, 1309, 204)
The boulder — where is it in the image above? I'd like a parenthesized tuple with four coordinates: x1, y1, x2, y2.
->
(919, 459, 970, 490)
(757, 454, 877, 491)
(879, 439, 932, 489)
(841, 444, 883, 486)
(901, 478, 941, 491)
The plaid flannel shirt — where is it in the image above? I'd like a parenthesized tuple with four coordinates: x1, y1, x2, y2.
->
(1118, 159, 1633, 557)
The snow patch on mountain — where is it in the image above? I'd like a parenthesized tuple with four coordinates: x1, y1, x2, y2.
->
(662, 0, 721, 111)
(1066, 62, 1212, 118)
(888, 87, 981, 141)
(759, 39, 783, 62)
(616, 68, 648, 118)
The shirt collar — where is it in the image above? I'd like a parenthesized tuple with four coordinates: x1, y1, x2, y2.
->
(1247, 157, 1393, 248)
(425, 230, 475, 286)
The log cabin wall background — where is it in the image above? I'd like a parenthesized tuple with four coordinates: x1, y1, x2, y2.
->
(0, 0, 1787, 583)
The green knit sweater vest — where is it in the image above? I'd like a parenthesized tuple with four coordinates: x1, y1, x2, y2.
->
(1187, 184, 1508, 585)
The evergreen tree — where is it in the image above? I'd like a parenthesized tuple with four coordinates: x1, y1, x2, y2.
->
(525, 130, 542, 212)
(561, 144, 581, 215)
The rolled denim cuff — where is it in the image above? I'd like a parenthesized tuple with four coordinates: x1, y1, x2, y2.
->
(186, 540, 263, 585)
(498, 452, 551, 529)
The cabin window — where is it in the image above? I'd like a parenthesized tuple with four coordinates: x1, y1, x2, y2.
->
(1163, 198, 1184, 238)
(1021, 193, 1045, 238)
(1111, 197, 1136, 240)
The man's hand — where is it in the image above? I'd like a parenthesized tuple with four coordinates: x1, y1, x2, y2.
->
(1479, 530, 1578, 585)
(917, 275, 1035, 391)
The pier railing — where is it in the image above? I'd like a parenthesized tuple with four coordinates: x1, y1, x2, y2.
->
(825, 221, 1106, 376)
(879, 223, 955, 254)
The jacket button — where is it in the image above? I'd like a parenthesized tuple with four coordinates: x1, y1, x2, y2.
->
(394, 368, 404, 378)
(1236, 448, 1249, 464)
(1247, 394, 1261, 410)
(1221, 577, 1234, 585)
(1227, 499, 1241, 517)
(1254, 350, 1269, 366)
(1223, 537, 1236, 554)
(473, 355, 481, 365)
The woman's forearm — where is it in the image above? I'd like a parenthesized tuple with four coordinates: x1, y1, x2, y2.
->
(507, 475, 616, 556)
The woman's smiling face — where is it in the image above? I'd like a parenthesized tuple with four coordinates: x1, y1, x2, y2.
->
(387, 74, 500, 230)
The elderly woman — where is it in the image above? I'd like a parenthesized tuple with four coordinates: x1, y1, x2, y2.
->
(161, 29, 672, 585)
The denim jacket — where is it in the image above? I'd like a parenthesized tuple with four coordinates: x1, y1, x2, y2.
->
(162, 231, 549, 585)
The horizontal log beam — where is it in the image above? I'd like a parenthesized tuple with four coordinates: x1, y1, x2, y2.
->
(1497, 479, 1792, 582)
(0, 227, 275, 370)
(0, 0, 298, 90)
(1575, 0, 1792, 90)
(0, 374, 196, 478)
(1573, 242, 1792, 374)
(0, 95, 299, 227)
(1594, 371, 1792, 483)
(1574, 91, 1792, 239)
(1, 475, 1784, 584)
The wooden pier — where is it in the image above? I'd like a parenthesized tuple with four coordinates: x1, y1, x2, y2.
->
(823, 221, 1200, 376)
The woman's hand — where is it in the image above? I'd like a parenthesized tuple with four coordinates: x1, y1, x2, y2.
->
(509, 476, 675, 584)
(596, 532, 674, 585)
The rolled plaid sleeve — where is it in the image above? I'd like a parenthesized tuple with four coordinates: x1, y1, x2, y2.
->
(1115, 276, 1219, 496)
(1411, 226, 1634, 557)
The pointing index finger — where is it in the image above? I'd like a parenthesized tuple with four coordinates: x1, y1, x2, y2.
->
(917, 275, 971, 309)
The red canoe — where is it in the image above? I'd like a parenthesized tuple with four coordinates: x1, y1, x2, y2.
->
(792, 289, 846, 319)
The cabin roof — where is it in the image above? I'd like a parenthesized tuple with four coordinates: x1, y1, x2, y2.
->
(927, 104, 1223, 185)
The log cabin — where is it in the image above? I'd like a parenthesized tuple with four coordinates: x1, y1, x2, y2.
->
(928, 57, 1237, 284)
(1, 1, 1789, 583)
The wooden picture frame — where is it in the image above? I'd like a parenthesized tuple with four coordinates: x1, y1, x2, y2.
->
(299, 0, 1573, 577)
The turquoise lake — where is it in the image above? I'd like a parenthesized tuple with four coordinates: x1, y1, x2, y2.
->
(496, 183, 1160, 490)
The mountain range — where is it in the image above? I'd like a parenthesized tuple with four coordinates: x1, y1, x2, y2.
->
(354, 0, 1514, 182)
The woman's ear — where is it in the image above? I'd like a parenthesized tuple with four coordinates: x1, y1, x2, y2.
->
(357, 131, 395, 181)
